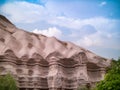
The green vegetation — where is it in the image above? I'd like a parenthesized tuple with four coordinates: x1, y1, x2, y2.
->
(77, 85, 89, 90)
(95, 58, 120, 90)
(0, 73, 18, 90)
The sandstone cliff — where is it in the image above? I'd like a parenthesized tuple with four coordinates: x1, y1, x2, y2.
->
(0, 15, 111, 90)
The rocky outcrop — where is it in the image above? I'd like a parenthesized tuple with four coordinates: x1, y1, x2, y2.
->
(0, 15, 111, 90)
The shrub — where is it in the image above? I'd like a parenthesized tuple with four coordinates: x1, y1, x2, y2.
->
(95, 58, 120, 90)
(0, 73, 18, 90)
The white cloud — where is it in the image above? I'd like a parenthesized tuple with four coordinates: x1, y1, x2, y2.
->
(48, 16, 83, 30)
(48, 16, 117, 32)
(99, 1, 107, 6)
(75, 31, 103, 47)
(49, 16, 120, 49)
(0, 1, 48, 23)
(1, 1, 116, 32)
(75, 30, 120, 50)
(32, 27, 62, 38)
(54, 17, 120, 49)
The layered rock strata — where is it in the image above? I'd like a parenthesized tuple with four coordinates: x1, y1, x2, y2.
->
(0, 15, 111, 90)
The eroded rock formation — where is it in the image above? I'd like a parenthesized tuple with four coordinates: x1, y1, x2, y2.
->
(0, 15, 111, 90)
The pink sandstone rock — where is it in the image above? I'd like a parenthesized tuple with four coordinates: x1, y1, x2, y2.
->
(0, 15, 111, 90)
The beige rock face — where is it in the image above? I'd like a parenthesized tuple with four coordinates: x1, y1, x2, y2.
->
(0, 15, 111, 90)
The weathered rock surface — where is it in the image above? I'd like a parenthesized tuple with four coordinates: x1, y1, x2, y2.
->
(0, 15, 111, 90)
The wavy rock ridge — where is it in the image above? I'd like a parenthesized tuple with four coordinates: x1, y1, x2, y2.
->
(0, 15, 111, 90)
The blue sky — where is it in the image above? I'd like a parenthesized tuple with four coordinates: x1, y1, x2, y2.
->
(0, 0, 120, 59)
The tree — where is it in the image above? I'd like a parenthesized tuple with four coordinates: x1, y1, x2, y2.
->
(0, 73, 18, 90)
(95, 58, 120, 90)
